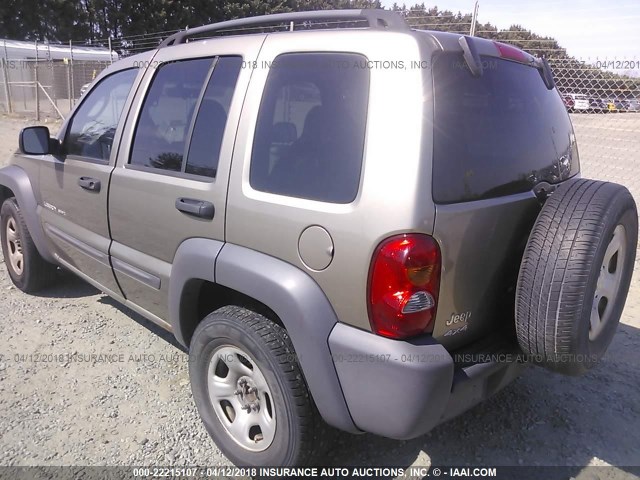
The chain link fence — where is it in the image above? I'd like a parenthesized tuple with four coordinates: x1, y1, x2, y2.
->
(550, 56, 640, 202)
(0, 9, 638, 193)
(0, 35, 168, 121)
(0, 57, 113, 119)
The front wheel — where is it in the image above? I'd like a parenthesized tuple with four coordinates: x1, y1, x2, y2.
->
(1, 197, 57, 292)
(189, 306, 331, 466)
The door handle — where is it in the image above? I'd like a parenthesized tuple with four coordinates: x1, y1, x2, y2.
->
(78, 176, 101, 192)
(175, 197, 215, 220)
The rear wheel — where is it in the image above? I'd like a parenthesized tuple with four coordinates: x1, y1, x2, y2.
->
(516, 178, 637, 375)
(189, 306, 331, 466)
(1, 197, 57, 293)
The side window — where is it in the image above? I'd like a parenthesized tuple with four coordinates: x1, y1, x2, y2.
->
(65, 68, 138, 161)
(250, 53, 369, 204)
(130, 58, 212, 172)
(130, 56, 241, 177)
(185, 56, 242, 178)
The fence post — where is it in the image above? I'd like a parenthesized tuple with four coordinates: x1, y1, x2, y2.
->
(2, 40, 11, 114)
(66, 59, 72, 113)
(34, 40, 40, 121)
(47, 42, 58, 109)
(69, 39, 75, 106)
(108, 37, 113, 64)
(1, 58, 11, 114)
(470, 1, 479, 36)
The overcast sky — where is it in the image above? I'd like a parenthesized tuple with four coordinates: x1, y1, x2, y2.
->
(381, 0, 640, 62)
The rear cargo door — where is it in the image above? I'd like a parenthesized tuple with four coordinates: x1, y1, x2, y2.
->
(430, 52, 579, 349)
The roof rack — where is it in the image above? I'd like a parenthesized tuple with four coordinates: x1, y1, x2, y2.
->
(159, 9, 409, 47)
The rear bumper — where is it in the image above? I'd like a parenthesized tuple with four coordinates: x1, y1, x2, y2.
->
(328, 323, 524, 440)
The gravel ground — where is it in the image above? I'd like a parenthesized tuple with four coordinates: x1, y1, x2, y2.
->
(0, 113, 639, 477)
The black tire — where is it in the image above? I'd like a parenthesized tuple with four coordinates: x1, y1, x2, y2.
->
(189, 306, 331, 466)
(516, 178, 637, 375)
(1, 197, 57, 293)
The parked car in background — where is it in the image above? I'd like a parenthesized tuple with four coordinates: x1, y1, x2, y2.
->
(567, 93, 589, 112)
(588, 97, 608, 113)
(79, 83, 91, 97)
(562, 95, 574, 111)
(619, 99, 640, 113)
(606, 98, 627, 113)
(626, 99, 640, 112)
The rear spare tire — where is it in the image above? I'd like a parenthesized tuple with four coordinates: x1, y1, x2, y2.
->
(516, 178, 637, 375)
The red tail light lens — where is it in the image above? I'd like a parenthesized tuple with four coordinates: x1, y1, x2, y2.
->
(368, 234, 441, 339)
(494, 41, 530, 63)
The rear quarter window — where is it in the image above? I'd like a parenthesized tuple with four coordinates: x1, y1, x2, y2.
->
(431, 52, 579, 204)
(250, 52, 369, 204)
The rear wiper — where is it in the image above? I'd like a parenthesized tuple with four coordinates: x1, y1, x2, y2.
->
(458, 35, 483, 77)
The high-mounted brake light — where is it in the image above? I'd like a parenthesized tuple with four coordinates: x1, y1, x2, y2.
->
(368, 234, 441, 339)
(493, 40, 555, 89)
(494, 41, 530, 63)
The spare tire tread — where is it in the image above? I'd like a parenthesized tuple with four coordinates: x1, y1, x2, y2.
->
(523, 178, 603, 357)
(519, 179, 599, 355)
(539, 180, 605, 357)
(516, 177, 637, 374)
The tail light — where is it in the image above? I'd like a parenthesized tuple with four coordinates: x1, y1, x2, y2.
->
(368, 234, 441, 339)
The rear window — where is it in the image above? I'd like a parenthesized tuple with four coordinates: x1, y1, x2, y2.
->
(431, 53, 579, 204)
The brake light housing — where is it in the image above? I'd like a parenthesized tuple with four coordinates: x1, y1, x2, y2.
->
(494, 41, 531, 63)
(368, 234, 441, 339)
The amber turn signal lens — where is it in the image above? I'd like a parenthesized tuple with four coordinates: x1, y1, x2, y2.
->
(407, 265, 434, 286)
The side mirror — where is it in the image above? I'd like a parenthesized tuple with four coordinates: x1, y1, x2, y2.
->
(19, 126, 53, 155)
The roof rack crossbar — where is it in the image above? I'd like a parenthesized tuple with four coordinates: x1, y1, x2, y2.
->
(159, 9, 409, 47)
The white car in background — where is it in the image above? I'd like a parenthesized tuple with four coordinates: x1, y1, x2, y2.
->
(79, 83, 91, 97)
(567, 93, 590, 112)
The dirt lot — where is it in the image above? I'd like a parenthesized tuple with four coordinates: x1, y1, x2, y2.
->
(0, 113, 639, 477)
